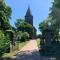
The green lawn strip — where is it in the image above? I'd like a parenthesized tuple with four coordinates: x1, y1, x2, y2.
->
(36, 38, 40, 48)
(19, 41, 28, 50)
(2, 41, 29, 58)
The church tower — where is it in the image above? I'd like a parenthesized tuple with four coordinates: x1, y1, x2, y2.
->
(25, 7, 33, 26)
(25, 7, 36, 39)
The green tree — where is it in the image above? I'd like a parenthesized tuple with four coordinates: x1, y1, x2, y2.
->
(39, 20, 49, 33)
(49, 0, 60, 28)
(49, 0, 60, 41)
(0, 0, 12, 30)
(15, 19, 25, 28)
(21, 32, 29, 42)
(0, 0, 12, 20)
(15, 19, 34, 37)
(17, 22, 34, 35)
(14, 31, 29, 42)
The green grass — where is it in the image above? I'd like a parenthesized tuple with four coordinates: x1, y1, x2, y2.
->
(3, 41, 29, 58)
(19, 41, 28, 50)
(36, 38, 40, 48)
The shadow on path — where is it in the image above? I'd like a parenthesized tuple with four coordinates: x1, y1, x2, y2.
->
(14, 50, 40, 60)
(0, 50, 60, 60)
(0, 50, 40, 60)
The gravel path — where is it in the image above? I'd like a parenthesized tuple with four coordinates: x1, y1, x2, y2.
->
(11, 40, 40, 60)
(3, 40, 57, 60)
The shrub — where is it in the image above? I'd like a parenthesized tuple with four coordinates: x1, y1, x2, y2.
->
(14, 31, 29, 42)
(20, 32, 29, 42)
(0, 32, 10, 56)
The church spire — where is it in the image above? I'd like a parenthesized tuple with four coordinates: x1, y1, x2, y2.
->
(25, 6, 32, 17)
(25, 6, 33, 26)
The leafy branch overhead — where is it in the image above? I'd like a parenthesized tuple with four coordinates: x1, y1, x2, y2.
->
(0, 0, 12, 30)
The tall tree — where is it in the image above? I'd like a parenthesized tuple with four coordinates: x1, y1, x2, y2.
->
(15, 19, 25, 28)
(39, 20, 50, 33)
(0, 0, 12, 20)
(0, 0, 12, 30)
(17, 22, 34, 35)
(15, 19, 34, 37)
(49, 0, 60, 41)
(50, 0, 60, 28)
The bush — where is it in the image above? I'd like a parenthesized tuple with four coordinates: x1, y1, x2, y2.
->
(37, 34, 42, 39)
(20, 32, 29, 42)
(0, 32, 10, 56)
(14, 31, 29, 42)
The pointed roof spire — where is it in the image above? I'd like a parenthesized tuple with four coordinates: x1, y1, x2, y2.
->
(25, 6, 32, 17)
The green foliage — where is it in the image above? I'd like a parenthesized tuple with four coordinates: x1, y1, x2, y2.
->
(39, 0, 60, 56)
(0, 32, 10, 56)
(14, 31, 29, 42)
(12, 27, 16, 31)
(14, 31, 22, 41)
(37, 34, 42, 39)
(50, 0, 60, 28)
(20, 32, 29, 42)
(0, 11, 12, 30)
(0, 0, 12, 30)
(39, 20, 49, 33)
(15, 19, 34, 36)
(49, 0, 60, 41)
(54, 0, 60, 8)
(15, 19, 25, 28)
(18, 22, 34, 34)
(0, 0, 12, 19)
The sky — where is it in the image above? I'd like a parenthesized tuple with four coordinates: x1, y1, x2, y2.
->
(5, 0, 52, 34)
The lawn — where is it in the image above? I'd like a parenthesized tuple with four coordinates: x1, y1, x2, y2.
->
(3, 41, 28, 58)
(36, 38, 40, 48)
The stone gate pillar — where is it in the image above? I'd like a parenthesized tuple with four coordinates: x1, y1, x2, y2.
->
(6, 30, 14, 52)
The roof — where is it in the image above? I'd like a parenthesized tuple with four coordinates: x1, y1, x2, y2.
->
(25, 7, 33, 17)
